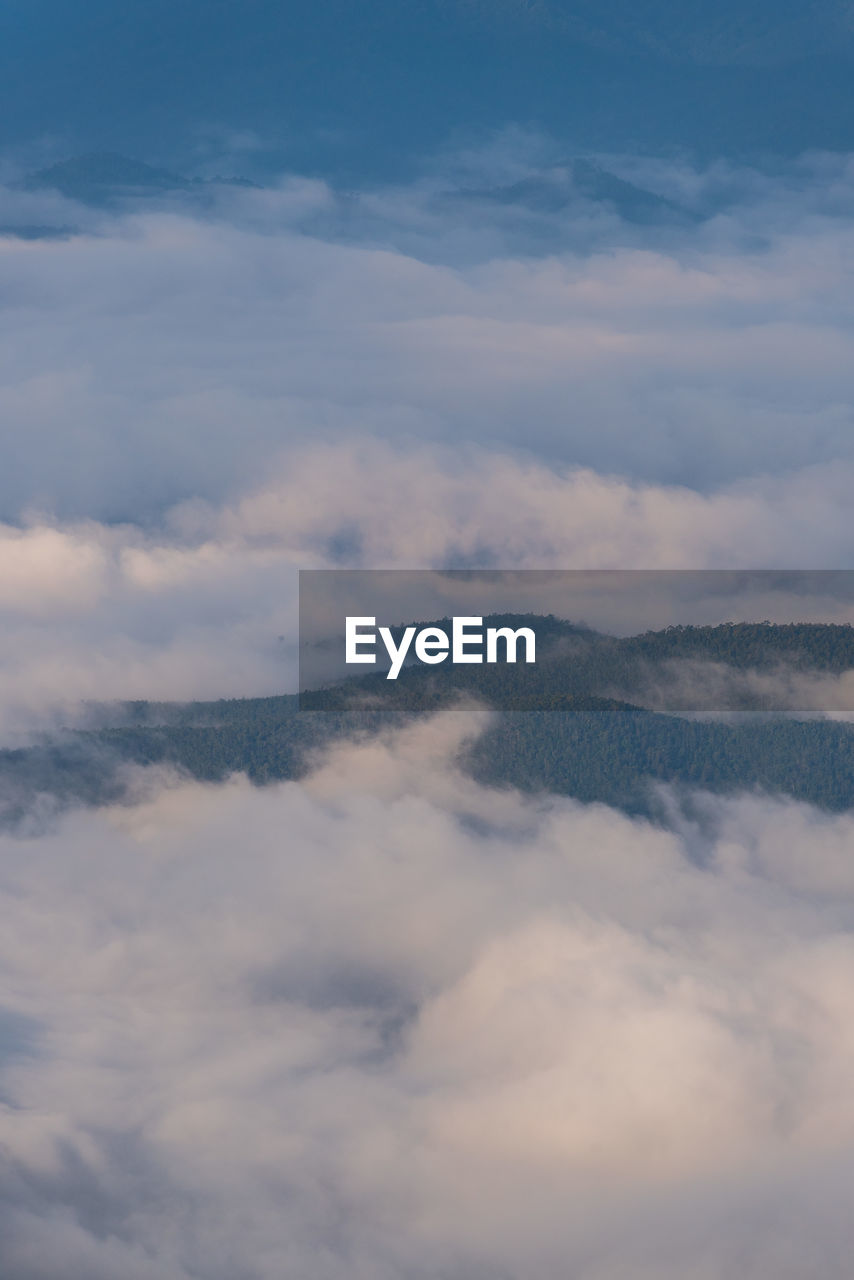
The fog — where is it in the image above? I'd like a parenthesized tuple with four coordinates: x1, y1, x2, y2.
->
(2, 712, 854, 1277)
(2, 146, 854, 526)
(3, 142, 854, 1275)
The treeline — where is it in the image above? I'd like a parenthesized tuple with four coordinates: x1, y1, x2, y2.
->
(4, 617, 854, 823)
(5, 699, 854, 823)
(303, 616, 854, 711)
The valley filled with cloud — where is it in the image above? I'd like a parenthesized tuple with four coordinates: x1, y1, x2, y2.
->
(2, 133, 854, 1277)
(4, 712, 854, 1277)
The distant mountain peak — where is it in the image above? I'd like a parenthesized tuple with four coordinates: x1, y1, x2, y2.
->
(27, 152, 191, 194)
(458, 158, 693, 224)
(24, 153, 258, 204)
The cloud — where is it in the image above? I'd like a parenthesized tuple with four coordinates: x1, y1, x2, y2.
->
(614, 657, 854, 719)
(5, 445, 854, 735)
(2, 711, 854, 1276)
(2, 146, 854, 736)
(1, 148, 854, 528)
(4, 126, 854, 1280)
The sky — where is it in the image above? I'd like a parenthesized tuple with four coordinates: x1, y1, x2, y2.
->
(2, 4, 854, 1276)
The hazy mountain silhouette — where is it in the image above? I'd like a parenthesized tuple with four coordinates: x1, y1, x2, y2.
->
(457, 158, 695, 223)
(2, 1, 854, 176)
(24, 152, 258, 204)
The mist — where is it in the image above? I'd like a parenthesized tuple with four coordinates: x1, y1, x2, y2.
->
(2, 134, 854, 1278)
(2, 712, 854, 1277)
(1, 145, 854, 727)
(1, 145, 854, 525)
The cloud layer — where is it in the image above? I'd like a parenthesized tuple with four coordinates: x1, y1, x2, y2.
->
(2, 148, 854, 525)
(5, 443, 854, 735)
(2, 712, 854, 1277)
(3, 147, 854, 731)
(2, 148, 854, 1276)
(7, 147, 854, 731)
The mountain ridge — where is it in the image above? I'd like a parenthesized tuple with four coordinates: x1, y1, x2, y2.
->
(3, 2, 854, 172)
(5, 617, 854, 825)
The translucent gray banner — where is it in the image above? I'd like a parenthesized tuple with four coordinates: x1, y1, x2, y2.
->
(299, 570, 854, 714)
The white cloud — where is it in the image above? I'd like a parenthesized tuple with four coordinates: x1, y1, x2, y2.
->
(2, 150, 854, 732)
(2, 152, 854, 527)
(3, 444, 854, 735)
(1, 712, 854, 1276)
(4, 137, 854, 1280)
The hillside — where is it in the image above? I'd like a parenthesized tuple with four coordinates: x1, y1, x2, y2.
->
(5, 618, 854, 824)
(24, 153, 258, 204)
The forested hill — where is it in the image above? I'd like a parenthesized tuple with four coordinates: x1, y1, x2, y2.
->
(3, 617, 854, 825)
(301, 617, 854, 711)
